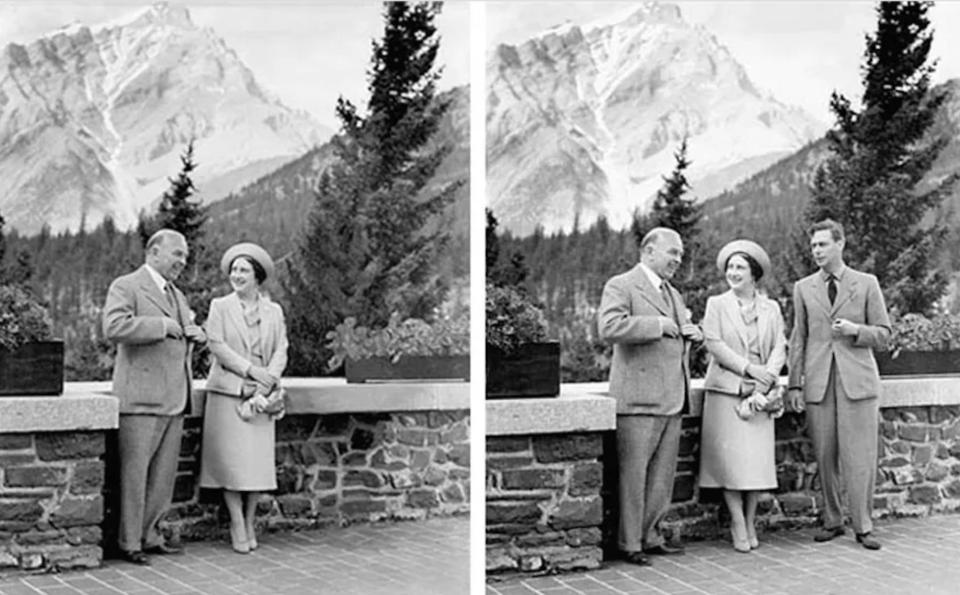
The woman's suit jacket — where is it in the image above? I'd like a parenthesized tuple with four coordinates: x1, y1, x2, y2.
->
(205, 292, 288, 397)
(702, 290, 787, 395)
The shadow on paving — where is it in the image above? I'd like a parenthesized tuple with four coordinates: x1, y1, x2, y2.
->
(486, 515, 960, 595)
(0, 516, 469, 595)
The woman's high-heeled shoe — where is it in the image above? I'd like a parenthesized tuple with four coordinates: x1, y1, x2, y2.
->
(230, 523, 250, 554)
(746, 524, 760, 550)
(731, 523, 751, 553)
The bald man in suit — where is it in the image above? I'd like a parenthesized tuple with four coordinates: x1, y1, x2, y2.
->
(599, 227, 702, 566)
(103, 229, 206, 565)
(787, 219, 891, 550)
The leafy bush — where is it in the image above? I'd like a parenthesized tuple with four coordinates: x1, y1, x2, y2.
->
(888, 312, 960, 358)
(326, 312, 469, 369)
(485, 282, 548, 353)
(0, 284, 53, 351)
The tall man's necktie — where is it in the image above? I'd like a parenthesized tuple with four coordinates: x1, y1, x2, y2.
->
(827, 275, 837, 305)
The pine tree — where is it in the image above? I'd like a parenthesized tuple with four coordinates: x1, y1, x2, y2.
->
(284, 2, 462, 375)
(139, 139, 208, 270)
(650, 137, 701, 240)
(486, 208, 528, 288)
(806, 1, 957, 314)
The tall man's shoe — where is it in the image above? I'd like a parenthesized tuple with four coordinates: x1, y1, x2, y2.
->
(119, 550, 150, 565)
(619, 551, 651, 566)
(813, 526, 845, 542)
(855, 532, 881, 550)
(643, 542, 685, 556)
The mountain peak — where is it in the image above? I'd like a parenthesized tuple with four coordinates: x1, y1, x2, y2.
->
(0, 2, 332, 235)
(97, 1, 195, 33)
(583, 1, 682, 33)
(487, 3, 825, 236)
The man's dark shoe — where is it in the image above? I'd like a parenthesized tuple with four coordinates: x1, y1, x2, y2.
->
(143, 542, 183, 555)
(813, 526, 845, 542)
(643, 542, 685, 556)
(620, 550, 651, 566)
(855, 532, 881, 550)
(119, 550, 150, 565)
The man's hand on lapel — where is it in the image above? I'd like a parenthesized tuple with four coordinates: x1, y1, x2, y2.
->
(680, 323, 702, 343)
(164, 319, 184, 340)
(832, 318, 859, 337)
(660, 317, 680, 338)
(183, 324, 206, 344)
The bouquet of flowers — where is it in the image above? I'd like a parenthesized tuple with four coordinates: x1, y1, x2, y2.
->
(735, 384, 785, 420)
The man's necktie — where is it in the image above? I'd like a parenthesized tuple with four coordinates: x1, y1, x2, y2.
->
(661, 281, 679, 325)
(827, 275, 837, 305)
(165, 283, 183, 326)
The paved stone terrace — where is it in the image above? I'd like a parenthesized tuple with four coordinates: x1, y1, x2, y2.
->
(486, 515, 960, 595)
(0, 516, 468, 595)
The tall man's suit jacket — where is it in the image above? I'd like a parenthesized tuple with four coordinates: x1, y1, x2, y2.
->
(204, 292, 289, 395)
(788, 267, 890, 402)
(599, 263, 689, 415)
(103, 265, 193, 415)
(702, 291, 786, 395)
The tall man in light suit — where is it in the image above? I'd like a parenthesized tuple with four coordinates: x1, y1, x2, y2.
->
(599, 227, 702, 566)
(787, 219, 891, 550)
(103, 229, 206, 565)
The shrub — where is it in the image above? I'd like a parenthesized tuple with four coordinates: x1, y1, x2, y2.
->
(888, 312, 960, 358)
(0, 284, 53, 351)
(326, 312, 469, 370)
(485, 282, 548, 353)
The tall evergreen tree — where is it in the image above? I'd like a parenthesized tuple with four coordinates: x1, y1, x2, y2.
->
(284, 2, 462, 374)
(632, 137, 707, 288)
(139, 140, 208, 269)
(139, 139, 220, 373)
(805, 1, 956, 314)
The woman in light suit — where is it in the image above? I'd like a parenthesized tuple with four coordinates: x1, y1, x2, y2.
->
(699, 240, 786, 552)
(199, 243, 288, 554)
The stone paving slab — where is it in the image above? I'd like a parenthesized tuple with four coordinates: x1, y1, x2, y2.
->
(486, 515, 960, 595)
(0, 516, 468, 595)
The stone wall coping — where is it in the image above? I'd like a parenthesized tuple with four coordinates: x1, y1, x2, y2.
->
(0, 378, 469, 434)
(0, 384, 118, 433)
(486, 384, 617, 436)
(485, 375, 960, 436)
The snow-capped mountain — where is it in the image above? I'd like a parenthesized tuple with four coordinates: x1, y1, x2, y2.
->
(0, 2, 332, 235)
(487, 2, 826, 236)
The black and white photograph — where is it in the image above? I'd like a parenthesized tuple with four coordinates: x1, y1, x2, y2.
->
(485, 2, 960, 594)
(0, 1, 469, 593)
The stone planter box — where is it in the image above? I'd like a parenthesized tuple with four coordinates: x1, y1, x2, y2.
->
(0, 340, 64, 396)
(345, 355, 470, 383)
(486, 342, 560, 399)
(876, 350, 960, 377)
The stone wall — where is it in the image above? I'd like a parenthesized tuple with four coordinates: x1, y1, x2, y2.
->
(486, 433, 604, 574)
(0, 432, 105, 573)
(160, 410, 470, 542)
(658, 404, 960, 541)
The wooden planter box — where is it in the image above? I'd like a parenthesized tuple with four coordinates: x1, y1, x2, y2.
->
(345, 355, 470, 383)
(486, 341, 560, 399)
(876, 349, 960, 377)
(0, 340, 65, 396)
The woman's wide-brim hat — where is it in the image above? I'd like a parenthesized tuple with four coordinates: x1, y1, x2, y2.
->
(716, 239, 771, 279)
(221, 242, 275, 281)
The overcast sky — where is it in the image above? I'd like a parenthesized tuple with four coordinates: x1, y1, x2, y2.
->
(486, 1, 960, 125)
(0, 0, 470, 130)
